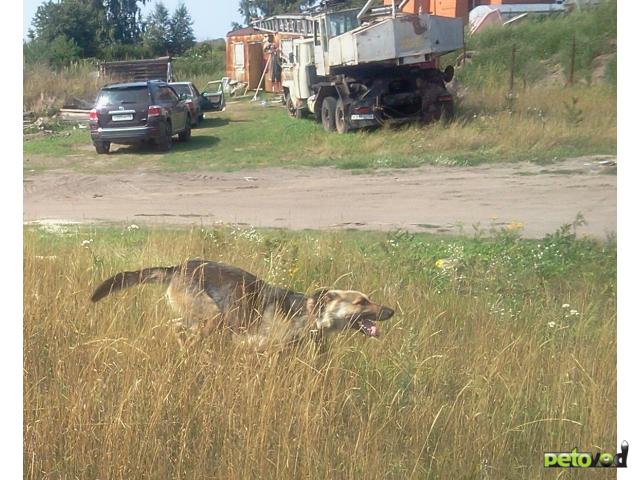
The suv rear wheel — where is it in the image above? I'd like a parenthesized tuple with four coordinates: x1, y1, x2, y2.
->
(178, 116, 192, 142)
(155, 121, 172, 151)
(94, 141, 110, 154)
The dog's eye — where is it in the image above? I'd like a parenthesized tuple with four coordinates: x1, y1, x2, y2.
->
(354, 298, 369, 306)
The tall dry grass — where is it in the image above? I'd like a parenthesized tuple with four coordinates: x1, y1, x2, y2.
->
(22, 63, 113, 114)
(24, 225, 616, 479)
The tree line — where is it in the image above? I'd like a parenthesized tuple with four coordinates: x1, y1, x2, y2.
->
(25, 0, 195, 66)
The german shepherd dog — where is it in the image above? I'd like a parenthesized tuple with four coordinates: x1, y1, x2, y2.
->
(91, 259, 394, 349)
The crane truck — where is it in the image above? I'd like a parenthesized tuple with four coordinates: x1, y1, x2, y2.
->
(281, 0, 464, 133)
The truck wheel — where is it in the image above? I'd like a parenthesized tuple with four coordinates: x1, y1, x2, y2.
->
(179, 116, 192, 142)
(335, 99, 350, 134)
(155, 121, 172, 151)
(93, 141, 110, 154)
(286, 94, 296, 117)
(321, 97, 337, 132)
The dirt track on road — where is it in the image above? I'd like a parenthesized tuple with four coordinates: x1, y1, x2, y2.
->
(24, 156, 616, 239)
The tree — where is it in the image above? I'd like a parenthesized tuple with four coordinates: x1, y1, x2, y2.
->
(169, 3, 196, 55)
(24, 35, 82, 67)
(30, 0, 103, 57)
(238, 0, 317, 24)
(142, 2, 171, 56)
(101, 0, 148, 45)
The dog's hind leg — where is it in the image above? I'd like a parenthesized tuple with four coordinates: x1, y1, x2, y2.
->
(199, 313, 225, 339)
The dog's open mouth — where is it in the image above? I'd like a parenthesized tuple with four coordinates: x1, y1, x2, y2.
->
(356, 319, 379, 337)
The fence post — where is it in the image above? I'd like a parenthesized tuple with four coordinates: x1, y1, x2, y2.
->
(568, 33, 576, 86)
(509, 44, 516, 95)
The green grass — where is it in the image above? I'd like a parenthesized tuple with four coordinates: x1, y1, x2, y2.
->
(24, 223, 616, 478)
(454, 1, 617, 88)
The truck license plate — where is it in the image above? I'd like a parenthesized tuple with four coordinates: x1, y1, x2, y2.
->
(351, 114, 375, 121)
(112, 114, 134, 121)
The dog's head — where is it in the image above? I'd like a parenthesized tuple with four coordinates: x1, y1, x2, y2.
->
(306, 289, 394, 338)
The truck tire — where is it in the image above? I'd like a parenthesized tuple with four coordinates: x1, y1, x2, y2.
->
(286, 94, 296, 117)
(321, 97, 337, 132)
(286, 94, 304, 119)
(335, 99, 350, 134)
(179, 116, 192, 142)
(93, 141, 110, 154)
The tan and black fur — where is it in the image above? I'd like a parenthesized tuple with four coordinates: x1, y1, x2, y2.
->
(91, 259, 394, 349)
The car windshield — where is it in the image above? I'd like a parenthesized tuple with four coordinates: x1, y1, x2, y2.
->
(327, 11, 359, 38)
(170, 84, 192, 97)
(96, 87, 149, 107)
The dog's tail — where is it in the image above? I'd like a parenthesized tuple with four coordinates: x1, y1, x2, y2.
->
(91, 266, 178, 302)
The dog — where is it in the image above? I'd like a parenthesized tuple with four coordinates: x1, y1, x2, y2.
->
(91, 259, 394, 349)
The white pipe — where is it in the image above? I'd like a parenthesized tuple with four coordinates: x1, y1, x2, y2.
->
(357, 0, 375, 20)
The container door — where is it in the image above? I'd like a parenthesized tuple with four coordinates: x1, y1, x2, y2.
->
(248, 43, 264, 90)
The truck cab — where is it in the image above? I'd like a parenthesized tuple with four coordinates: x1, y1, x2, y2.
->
(311, 9, 360, 76)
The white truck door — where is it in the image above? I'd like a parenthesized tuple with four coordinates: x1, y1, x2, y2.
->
(313, 18, 327, 76)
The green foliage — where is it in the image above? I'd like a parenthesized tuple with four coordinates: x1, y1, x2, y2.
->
(98, 43, 149, 61)
(142, 2, 171, 56)
(172, 45, 226, 81)
(101, 0, 148, 45)
(239, 0, 318, 23)
(23, 35, 82, 68)
(30, 0, 103, 58)
(27, 0, 151, 63)
(142, 1, 195, 56)
(562, 96, 584, 126)
(169, 3, 196, 55)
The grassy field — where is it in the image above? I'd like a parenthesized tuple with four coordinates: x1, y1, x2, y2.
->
(24, 223, 616, 479)
(23, 81, 615, 173)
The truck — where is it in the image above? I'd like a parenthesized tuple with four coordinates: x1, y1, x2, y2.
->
(281, 0, 464, 133)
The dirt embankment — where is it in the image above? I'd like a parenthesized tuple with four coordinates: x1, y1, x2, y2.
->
(23, 156, 616, 239)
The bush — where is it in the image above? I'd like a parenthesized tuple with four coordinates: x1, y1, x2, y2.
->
(23, 35, 82, 68)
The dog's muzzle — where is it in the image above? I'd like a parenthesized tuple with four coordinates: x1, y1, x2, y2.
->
(356, 307, 394, 337)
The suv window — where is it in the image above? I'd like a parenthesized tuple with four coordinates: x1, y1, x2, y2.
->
(156, 86, 179, 103)
(171, 84, 192, 97)
(95, 86, 149, 107)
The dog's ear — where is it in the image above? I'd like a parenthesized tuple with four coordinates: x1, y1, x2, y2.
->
(306, 288, 335, 315)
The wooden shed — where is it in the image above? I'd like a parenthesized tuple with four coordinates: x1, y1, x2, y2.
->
(99, 56, 174, 82)
(225, 27, 306, 94)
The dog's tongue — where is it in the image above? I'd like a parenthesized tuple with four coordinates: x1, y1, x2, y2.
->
(359, 319, 379, 337)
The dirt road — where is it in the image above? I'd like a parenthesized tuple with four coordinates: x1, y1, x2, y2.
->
(24, 156, 616, 239)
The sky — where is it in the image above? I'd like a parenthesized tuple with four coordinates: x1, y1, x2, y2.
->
(23, 0, 245, 41)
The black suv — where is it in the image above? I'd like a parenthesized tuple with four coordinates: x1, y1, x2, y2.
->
(89, 80, 191, 154)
